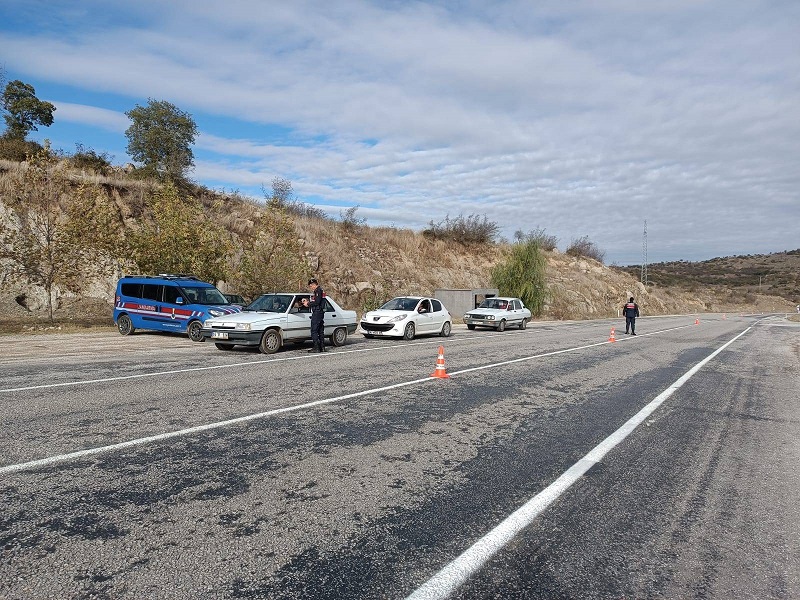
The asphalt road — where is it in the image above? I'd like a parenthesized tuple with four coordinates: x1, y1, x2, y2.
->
(1, 314, 798, 599)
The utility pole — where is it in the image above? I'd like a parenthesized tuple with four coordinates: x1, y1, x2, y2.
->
(641, 219, 648, 286)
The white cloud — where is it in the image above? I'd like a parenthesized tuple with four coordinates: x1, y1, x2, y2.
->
(2, 0, 799, 263)
(50, 102, 128, 132)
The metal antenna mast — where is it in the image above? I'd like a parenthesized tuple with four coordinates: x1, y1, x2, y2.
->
(641, 219, 648, 286)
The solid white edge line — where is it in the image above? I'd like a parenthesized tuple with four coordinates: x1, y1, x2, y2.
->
(0, 322, 696, 475)
(405, 325, 753, 600)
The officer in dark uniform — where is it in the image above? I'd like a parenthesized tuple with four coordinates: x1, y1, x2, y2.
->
(623, 296, 640, 335)
(302, 278, 326, 352)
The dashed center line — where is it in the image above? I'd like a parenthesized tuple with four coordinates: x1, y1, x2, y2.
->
(0, 323, 688, 475)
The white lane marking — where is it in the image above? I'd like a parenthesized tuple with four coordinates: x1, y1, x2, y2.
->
(0, 375, 432, 475)
(0, 323, 688, 475)
(0, 336, 472, 394)
(0, 321, 690, 394)
(405, 325, 753, 600)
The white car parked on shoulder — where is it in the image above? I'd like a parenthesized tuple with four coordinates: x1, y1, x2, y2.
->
(201, 292, 357, 353)
(360, 296, 452, 340)
(463, 297, 531, 331)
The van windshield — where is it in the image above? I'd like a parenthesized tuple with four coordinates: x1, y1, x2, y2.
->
(180, 286, 228, 305)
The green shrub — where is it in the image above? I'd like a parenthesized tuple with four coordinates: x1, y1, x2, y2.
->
(68, 143, 112, 175)
(0, 136, 43, 162)
(491, 240, 547, 316)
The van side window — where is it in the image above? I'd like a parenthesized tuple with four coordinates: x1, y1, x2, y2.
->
(142, 284, 162, 302)
(121, 283, 142, 298)
(431, 299, 442, 312)
(163, 285, 182, 305)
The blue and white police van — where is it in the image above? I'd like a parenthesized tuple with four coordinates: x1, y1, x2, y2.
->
(113, 274, 241, 341)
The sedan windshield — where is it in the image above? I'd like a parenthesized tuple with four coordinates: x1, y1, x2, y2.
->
(380, 297, 420, 311)
(247, 294, 296, 313)
(180, 286, 229, 305)
(478, 298, 509, 310)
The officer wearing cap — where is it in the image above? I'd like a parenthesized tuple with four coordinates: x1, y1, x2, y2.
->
(302, 278, 326, 352)
(623, 296, 640, 335)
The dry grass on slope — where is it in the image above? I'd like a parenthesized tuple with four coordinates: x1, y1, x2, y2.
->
(293, 215, 506, 311)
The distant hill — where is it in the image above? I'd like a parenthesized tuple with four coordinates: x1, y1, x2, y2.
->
(620, 250, 800, 304)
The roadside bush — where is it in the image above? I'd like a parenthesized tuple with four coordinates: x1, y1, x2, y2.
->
(340, 205, 366, 234)
(514, 227, 558, 251)
(423, 213, 499, 245)
(490, 240, 547, 316)
(566, 235, 605, 263)
(68, 143, 113, 175)
(0, 136, 44, 162)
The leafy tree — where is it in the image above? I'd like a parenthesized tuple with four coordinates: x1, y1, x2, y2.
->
(229, 198, 310, 298)
(128, 183, 231, 282)
(490, 240, 548, 316)
(1, 80, 56, 140)
(124, 99, 198, 181)
(0, 144, 111, 321)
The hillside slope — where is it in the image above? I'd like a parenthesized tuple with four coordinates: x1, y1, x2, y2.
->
(621, 251, 800, 304)
(0, 163, 794, 331)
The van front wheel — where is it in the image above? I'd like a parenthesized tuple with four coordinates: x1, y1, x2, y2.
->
(117, 314, 135, 336)
(187, 320, 204, 342)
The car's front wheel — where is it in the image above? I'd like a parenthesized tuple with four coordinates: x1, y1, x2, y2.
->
(331, 327, 347, 346)
(497, 319, 506, 332)
(117, 314, 135, 336)
(439, 321, 451, 337)
(403, 322, 415, 340)
(187, 320, 204, 342)
(519, 318, 528, 330)
(260, 329, 282, 354)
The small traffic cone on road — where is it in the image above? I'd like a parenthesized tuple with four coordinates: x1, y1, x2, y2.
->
(694, 318, 700, 325)
(431, 345, 450, 378)
(608, 327, 616, 343)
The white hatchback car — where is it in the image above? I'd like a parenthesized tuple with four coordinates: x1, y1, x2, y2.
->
(360, 296, 452, 340)
(463, 297, 532, 331)
(201, 292, 357, 353)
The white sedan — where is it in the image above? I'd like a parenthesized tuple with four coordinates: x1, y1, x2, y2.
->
(463, 297, 532, 331)
(360, 296, 452, 340)
(201, 292, 357, 353)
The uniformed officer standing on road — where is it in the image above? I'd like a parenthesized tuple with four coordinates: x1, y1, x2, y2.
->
(623, 296, 640, 335)
(302, 278, 326, 352)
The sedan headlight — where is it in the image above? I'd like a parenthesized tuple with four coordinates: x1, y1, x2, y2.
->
(387, 314, 408, 324)
(235, 323, 252, 330)
(208, 309, 225, 317)
(486, 315, 495, 320)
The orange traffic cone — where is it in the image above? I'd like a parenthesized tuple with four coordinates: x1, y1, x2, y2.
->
(694, 318, 700, 325)
(431, 346, 450, 378)
(608, 327, 616, 343)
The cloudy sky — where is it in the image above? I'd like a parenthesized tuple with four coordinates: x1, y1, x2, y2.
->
(1, 0, 798, 264)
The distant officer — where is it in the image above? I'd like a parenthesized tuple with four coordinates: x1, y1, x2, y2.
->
(302, 278, 326, 352)
(623, 296, 640, 335)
